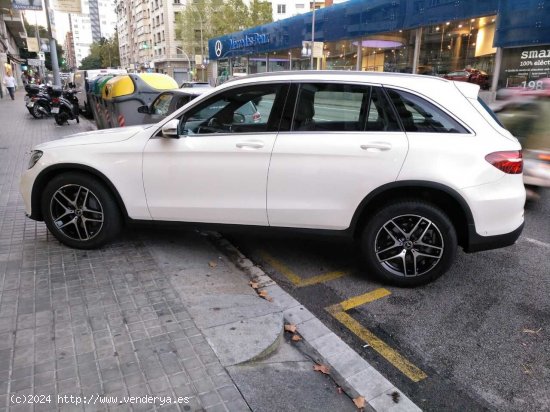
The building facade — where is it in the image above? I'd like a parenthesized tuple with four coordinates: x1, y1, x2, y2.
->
(208, 0, 550, 94)
(116, 0, 192, 84)
(63, 30, 76, 70)
(70, 0, 118, 67)
(0, 4, 26, 89)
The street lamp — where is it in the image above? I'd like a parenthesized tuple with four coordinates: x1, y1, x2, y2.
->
(189, 3, 206, 81)
(311, 0, 316, 70)
(175, 46, 192, 80)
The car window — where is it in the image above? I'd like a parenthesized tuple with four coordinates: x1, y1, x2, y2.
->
(151, 93, 173, 116)
(180, 84, 284, 135)
(291, 83, 399, 132)
(174, 95, 196, 111)
(385, 88, 469, 133)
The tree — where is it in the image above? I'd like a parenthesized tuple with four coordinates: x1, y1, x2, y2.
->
(78, 34, 121, 70)
(79, 54, 102, 70)
(249, 0, 273, 27)
(176, 0, 273, 56)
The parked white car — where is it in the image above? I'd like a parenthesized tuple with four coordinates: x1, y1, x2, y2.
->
(20, 71, 525, 286)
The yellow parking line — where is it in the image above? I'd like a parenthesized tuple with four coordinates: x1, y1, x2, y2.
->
(326, 289, 427, 383)
(260, 251, 347, 287)
(337, 288, 391, 311)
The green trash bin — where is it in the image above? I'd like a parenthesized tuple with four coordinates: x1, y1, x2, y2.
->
(94, 75, 117, 129)
(103, 73, 178, 128)
(86, 75, 109, 127)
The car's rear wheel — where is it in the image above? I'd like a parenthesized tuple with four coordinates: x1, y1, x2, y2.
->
(360, 200, 457, 286)
(41, 173, 122, 249)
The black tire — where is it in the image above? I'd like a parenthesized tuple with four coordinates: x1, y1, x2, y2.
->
(41, 173, 122, 249)
(32, 102, 46, 119)
(359, 200, 457, 287)
(54, 111, 69, 125)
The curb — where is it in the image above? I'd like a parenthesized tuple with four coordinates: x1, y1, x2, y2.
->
(205, 231, 422, 412)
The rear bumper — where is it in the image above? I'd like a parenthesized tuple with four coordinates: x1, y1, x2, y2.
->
(464, 221, 524, 253)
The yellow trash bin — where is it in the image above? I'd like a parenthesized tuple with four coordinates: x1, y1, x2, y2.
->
(103, 73, 178, 128)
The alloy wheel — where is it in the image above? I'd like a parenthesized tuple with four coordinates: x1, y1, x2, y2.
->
(49, 184, 104, 241)
(374, 214, 444, 277)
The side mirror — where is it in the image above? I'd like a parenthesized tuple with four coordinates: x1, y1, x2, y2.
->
(161, 119, 180, 138)
(233, 112, 245, 124)
(137, 105, 150, 114)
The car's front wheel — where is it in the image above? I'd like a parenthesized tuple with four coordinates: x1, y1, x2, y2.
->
(41, 173, 122, 249)
(360, 200, 457, 286)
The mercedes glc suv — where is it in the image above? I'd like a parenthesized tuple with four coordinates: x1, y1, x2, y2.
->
(20, 71, 525, 286)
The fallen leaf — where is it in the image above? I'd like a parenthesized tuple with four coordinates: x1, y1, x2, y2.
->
(284, 324, 297, 333)
(249, 281, 259, 289)
(390, 391, 400, 403)
(313, 364, 330, 375)
(208, 261, 217, 268)
(523, 328, 542, 335)
(353, 396, 365, 409)
(258, 290, 268, 298)
(521, 364, 533, 375)
(291, 334, 302, 342)
(337, 387, 343, 394)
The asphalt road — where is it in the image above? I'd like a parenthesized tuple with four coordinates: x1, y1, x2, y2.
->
(220, 190, 550, 412)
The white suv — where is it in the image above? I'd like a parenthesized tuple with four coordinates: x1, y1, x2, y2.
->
(20, 71, 525, 286)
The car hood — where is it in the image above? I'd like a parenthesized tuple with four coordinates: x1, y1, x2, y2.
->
(35, 125, 153, 150)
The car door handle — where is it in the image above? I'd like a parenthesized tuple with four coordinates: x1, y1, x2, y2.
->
(360, 142, 392, 151)
(236, 141, 264, 149)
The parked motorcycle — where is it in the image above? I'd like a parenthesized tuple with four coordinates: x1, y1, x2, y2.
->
(51, 85, 80, 125)
(25, 84, 53, 119)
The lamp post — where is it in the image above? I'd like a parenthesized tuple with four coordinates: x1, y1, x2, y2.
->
(188, 3, 206, 81)
(43, 0, 60, 86)
(175, 46, 192, 81)
(310, 0, 316, 70)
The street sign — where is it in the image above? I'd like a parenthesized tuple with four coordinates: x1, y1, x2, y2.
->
(27, 58, 41, 66)
(38, 52, 46, 61)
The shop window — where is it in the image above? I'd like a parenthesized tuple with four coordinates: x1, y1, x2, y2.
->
(419, 15, 496, 77)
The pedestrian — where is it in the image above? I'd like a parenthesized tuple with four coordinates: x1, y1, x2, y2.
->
(3, 73, 16, 100)
(21, 71, 29, 86)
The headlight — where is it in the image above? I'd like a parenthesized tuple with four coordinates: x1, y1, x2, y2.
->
(28, 150, 43, 169)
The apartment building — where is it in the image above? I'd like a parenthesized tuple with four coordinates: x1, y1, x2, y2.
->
(71, 0, 118, 67)
(116, 0, 191, 83)
(0, 4, 26, 87)
(63, 30, 76, 70)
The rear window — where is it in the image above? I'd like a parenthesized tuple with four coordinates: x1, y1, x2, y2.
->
(477, 97, 504, 127)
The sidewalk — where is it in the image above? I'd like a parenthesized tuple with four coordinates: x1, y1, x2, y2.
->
(0, 90, 416, 412)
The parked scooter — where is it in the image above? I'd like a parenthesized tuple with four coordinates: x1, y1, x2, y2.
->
(25, 84, 53, 119)
(51, 84, 80, 125)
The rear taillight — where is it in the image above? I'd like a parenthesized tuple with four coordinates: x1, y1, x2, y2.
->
(52, 98, 60, 103)
(485, 151, 523, 174)
(538, 152, 550, 162)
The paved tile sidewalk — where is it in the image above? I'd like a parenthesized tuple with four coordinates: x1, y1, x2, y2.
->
(0, 91, 247, 411)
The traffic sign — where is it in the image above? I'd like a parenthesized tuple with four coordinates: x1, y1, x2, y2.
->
(38, 52, 46, 61)
(27, 58, 41, 66)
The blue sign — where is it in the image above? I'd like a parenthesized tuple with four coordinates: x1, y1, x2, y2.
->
(229, 33, 270, 51)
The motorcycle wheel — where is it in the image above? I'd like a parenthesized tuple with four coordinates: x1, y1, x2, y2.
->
(31, 103, 45, 119)
(55, 111, 69, 126)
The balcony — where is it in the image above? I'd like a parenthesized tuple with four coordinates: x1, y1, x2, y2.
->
(0, 7, 27, 48)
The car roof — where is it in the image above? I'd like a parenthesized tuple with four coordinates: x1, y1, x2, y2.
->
(220, 70, 479, 102)
(162, 87, 212, 97)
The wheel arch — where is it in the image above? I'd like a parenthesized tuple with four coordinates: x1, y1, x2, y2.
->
(30, 164, 129, 222)
(350, 181, 474, 248)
